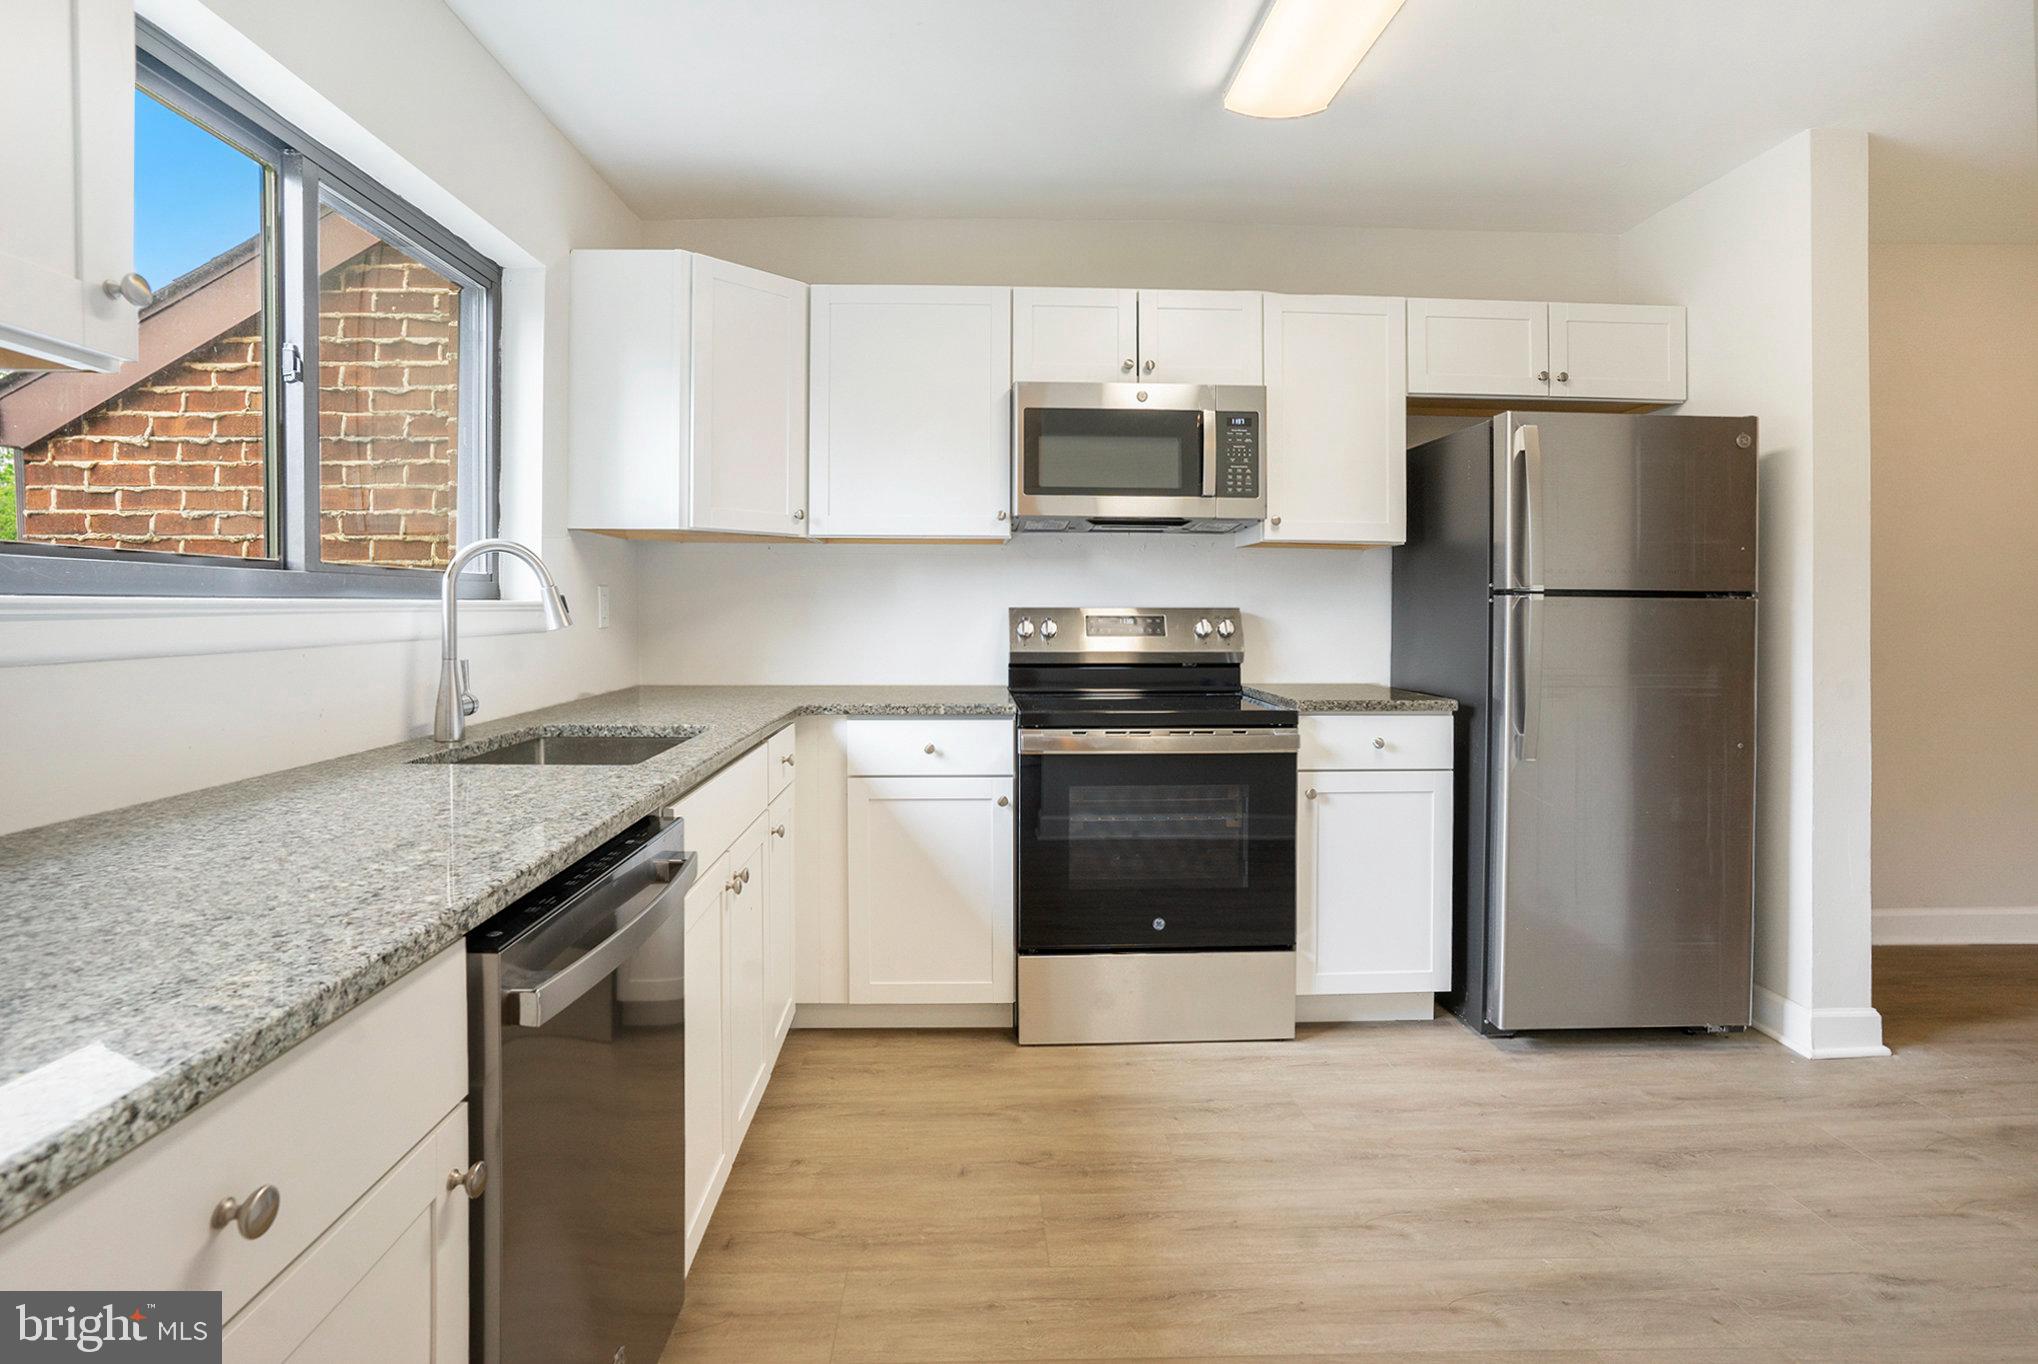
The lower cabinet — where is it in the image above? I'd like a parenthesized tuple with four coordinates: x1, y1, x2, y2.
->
(846, 775, 1016, 1004)
(222, 1104, 470, 1363)
(1296, 717, 1454, 1007)
(724, 814, 773, 1142)
(764, 787, 797, 1047)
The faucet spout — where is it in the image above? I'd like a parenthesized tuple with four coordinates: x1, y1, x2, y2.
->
(435, 538, 573, 743)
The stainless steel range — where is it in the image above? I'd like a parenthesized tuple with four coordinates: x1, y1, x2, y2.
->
(1010, 606, 1298, 1045)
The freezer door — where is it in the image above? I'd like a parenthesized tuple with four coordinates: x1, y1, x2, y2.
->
(1493, 412, 1758, 593)
(1488, 595, 1756, 1030)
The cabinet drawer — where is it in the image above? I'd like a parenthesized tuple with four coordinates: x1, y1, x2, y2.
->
(1300, 715, 1452, 771)
(0, 947, 466, 1321)
(675, 743, 769, 865)
(766, 724, 797, 799)
(845, 718, 1013, 777)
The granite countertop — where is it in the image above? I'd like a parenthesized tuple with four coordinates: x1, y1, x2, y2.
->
(0, 685, 1011, 1234)
(1249, 683, 1457, 713)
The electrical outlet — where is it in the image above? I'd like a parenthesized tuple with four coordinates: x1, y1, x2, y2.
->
(596, 584, 611, 629)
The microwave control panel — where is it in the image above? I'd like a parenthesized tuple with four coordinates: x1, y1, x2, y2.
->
(1217, 412, 1260, 499)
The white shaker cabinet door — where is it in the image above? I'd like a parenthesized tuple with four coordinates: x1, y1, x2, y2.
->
(222, 1104, 470, 1364)
(1548, 302, 1687, 402)
(765, 786, 797, 1049)
(808, 285, 1013, 539)
(683, 855, 729, 1270)
(1012, 287, 1138, 382)
(1406, 298, 1550, 398)
(1298, 770, 1452, 995)
(690, 253, 809, 535)
(1136, 289, 1263, 384)
(1244, 293, 1406, 546)
(847, 776, 1016, 1004)
(724, 814, 772, 1144)
(0, 0, 138, 370)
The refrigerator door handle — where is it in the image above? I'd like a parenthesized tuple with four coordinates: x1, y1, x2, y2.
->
(1512, 423, 1545, 591)
(1510, 595, 1544, 763)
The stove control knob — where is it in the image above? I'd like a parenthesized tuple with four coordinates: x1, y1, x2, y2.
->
(1216, 618, 1236, 639)
(1040, 618, 1059, 640)
(1014, 617, 1035, 640)
(1194, 617, 1213, 640)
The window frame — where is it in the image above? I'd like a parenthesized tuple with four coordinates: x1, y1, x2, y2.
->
(0, 21, 502, 601)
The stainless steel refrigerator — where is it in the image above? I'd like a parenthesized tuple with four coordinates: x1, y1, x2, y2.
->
(1392, 412, 1758, 1034)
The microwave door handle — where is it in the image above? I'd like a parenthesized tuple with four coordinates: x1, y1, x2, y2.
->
(1200, 410, 1217, 496)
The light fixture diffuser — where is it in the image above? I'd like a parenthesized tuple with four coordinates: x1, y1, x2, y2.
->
(1224, 0, 1406, 119)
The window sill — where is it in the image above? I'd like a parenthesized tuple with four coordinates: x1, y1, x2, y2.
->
(0, 595, 555, 669)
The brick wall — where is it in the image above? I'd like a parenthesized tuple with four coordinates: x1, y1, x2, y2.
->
(12, 241, 461, 568)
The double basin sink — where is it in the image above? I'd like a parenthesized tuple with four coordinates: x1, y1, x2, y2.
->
(413, 728, 696, 766)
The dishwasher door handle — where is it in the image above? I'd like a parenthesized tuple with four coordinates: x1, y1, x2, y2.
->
(506, 851, 698, 1027)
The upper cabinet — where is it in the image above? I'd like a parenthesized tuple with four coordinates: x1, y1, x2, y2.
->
(0, 0, 140, 371)
(1011, 287, 1139, 382)
(1408, 298, 1686, 402)
(1240, 293, 1407, 547)
(1013, 287, 1263, 385)
(568, 250, 808, 537)
(809, 285, 1013, 540)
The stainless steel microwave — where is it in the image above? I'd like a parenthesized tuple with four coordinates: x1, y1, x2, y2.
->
(1011, 382, 1268, 532)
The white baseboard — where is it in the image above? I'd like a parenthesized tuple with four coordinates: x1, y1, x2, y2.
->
(1873, 905, 2038, 945)
(1753, 986, 1890, 1059)
(1297, 992, 1437, 1023)
(793, 1002, 1013, 1030)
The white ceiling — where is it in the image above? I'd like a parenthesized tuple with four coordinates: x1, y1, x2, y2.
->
(445, 0, 2038, 242)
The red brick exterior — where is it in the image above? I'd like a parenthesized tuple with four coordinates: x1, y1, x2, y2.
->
(13, 242, 461, 568)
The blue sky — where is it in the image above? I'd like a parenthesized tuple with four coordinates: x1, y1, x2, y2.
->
(135, 89, 263, 289)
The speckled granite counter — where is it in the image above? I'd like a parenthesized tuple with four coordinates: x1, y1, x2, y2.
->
(1248, 683, 1457, 713)
(0, 685, 1011, 1234)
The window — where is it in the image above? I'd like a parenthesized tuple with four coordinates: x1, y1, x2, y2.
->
(0, 24, 499, 599)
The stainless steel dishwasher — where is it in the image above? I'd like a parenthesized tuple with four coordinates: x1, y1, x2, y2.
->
(467, 813, 698, 1364)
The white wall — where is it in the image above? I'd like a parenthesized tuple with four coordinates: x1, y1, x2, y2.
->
(634, 216, 1627, 689)
(0, 0, 644, 835)
(1870, 243, 2038, 942)
(1617, 129, 1884, 1058)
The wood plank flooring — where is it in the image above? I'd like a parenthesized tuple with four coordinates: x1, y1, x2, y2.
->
(664, 947, 2038, 1362)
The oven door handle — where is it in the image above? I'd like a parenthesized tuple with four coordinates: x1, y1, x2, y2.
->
(1018, 729, 1300, 755)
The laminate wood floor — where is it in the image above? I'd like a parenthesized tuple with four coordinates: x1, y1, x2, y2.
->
(663, 947, 2038, 1362)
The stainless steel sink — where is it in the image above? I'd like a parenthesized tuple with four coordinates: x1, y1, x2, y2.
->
(419, 730, 690, 766)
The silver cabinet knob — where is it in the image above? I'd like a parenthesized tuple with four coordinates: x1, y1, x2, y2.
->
(211, 1185, 281, 1239)
(780, 754, 795, 767)
(1555, 371, 1569, 383)
(771, 824, 786, 838)
(740, 867, 751, 885)
(726, 876, 740, 894)
(996, 509, 1009, 521)
(924, 743, 937, 754)
(447, 1161, 487, 1199)
(1270, 516, 1282, 528)
(1304, 788, 1318, 800)
(1536, 370, 1550, 382)
(1142, 359, 1156, 374)
(1373, 737, 1386, 749)
(792, 509, 805, 521)
(104, 272, 153, 308)
(1121, 358, 1135, 372)
(1216, 618, 1235, 639)
(996, 795, 1010, 807)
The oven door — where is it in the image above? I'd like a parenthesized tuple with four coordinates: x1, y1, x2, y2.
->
(1017, 730, 1297, 952)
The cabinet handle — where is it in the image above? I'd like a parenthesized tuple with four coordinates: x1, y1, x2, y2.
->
(1537, 370, 1550, 382)
(447, 1161, 488, 1199)
(1142, 359, 1156, 374)
(1373, 737, 1386, 749)
(1270, 515, 1282, 528)
(771, 824, 786, 838)
(740, 867, 752, 885)
(780, 754, 795, 767)
(924, 743, 937, 754)
(1121, 357, 1135, 372)
(104, 272, 153, 308)
(792, 509, 805, 521)
(1555, 370, 1569, 383)
(1304, 787, 1318, 800)
(996, 509, 1009, 521)
(996, 796, 1010, 807)
(211, 1185, 281, 1239)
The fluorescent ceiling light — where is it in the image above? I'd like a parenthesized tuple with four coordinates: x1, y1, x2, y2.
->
(1224, 0, 1406, 119)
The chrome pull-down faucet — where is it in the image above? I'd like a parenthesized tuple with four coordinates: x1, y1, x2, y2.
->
(435, 538, 572, 743)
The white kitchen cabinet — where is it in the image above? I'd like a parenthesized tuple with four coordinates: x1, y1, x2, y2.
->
(724, 814, 772, 1143)
(848, 775, 1016, 1004)
(1298, 770, 1452, 996)
(222, 1104, 470, 1364)
(682, 854, 728, 1269)
(808, 285, 1013, 539)
(1136, 289, 1264, 384)
(1407, 298, 1550, 398)
(1549, 302, 1687, 401)
(1240, 293, 1407, 547)
(764, 786, 797, 1049)
(0, 0, 139, 371)
(568, 250, 808, 537)
(1011, 287, 1139, 382)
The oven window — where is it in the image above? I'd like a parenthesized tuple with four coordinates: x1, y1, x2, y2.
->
(1062, 783, 1249, 887)
(1023, 408, 1202, 496)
